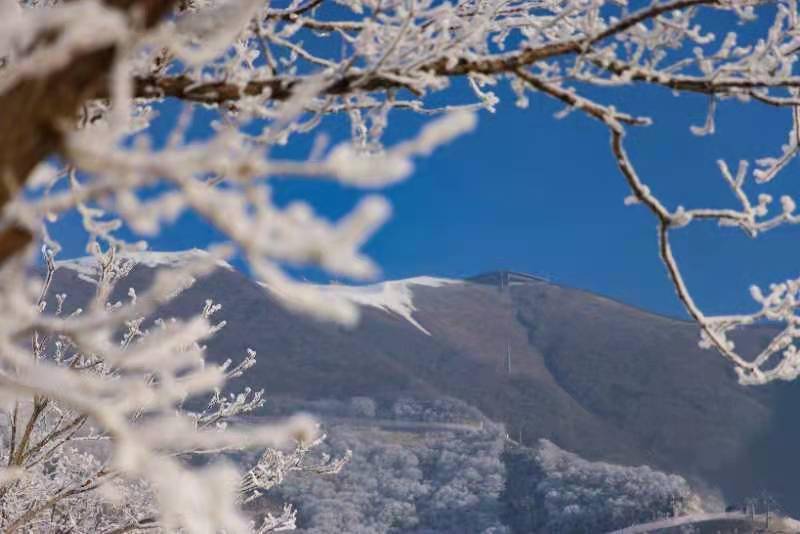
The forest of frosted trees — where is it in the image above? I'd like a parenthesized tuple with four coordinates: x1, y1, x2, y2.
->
(263, 398, 699, 533)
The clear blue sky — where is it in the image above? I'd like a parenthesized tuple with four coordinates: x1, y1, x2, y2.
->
(53, 51, 800, 321)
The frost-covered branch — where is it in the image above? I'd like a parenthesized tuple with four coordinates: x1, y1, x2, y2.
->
(4, 0, 800, 529)
(0, 250, 334, 533)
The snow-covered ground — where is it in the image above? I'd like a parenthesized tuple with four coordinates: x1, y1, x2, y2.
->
(310, 277, 459, 334)
(261, 276, 460, 334)
(606, 511, 800, 533)
(58, 250, 454, 334)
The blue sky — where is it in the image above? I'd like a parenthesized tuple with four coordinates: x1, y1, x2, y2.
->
(54, 81, 800, 320)
(361, 85, 799, 320)
(52, 80, 799, 320)
(51, 8, 800, 320)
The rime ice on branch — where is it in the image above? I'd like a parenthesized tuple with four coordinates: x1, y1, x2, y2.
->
(0, 248, 348, 532)
(2, 0, 800, 530)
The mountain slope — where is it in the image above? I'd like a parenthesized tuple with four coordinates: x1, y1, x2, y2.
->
(49, 254, 800, 513)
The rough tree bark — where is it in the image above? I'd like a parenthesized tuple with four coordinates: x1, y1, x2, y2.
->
(0, 0, 178, 262)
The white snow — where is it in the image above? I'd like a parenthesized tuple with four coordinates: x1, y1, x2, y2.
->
(55, 249, 233, 278)
(606, 511, 800, 533)
(265, 277, 460, 335)
(57, 250, 456, 335)
(781, 516, 800, 530)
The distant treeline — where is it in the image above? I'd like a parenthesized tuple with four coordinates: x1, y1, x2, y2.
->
(262, 397, 699, 533)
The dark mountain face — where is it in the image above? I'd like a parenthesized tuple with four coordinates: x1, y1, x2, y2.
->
(48, 258, 800, 513)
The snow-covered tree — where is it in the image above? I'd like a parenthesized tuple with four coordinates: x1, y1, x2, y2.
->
(3, 0, 800, 530)
(0, 248, 349, 532)
(0, 0, 477, 531)
(2, 0, 800, 385)
(275, 401, 509, 533)
(502, 440, 701, 533)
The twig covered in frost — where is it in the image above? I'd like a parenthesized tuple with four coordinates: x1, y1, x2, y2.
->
(0, 250, 346, 533)
(3, 0, 800, 529)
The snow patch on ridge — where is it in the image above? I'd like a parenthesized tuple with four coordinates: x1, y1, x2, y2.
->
(55, 249, 233, 278)
(263, 276, 459, 335)
(317, 277, 459, 335)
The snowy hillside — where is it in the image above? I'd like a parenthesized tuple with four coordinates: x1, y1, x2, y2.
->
(249, 398, 701, 534)
(47, 253, 800, 518)
(260, 276, 460, 335)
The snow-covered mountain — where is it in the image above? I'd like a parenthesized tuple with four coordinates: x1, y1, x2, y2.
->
(50, 251, 800, 516)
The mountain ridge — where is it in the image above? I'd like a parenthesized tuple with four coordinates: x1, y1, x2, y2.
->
(47, 253, 800, 513)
